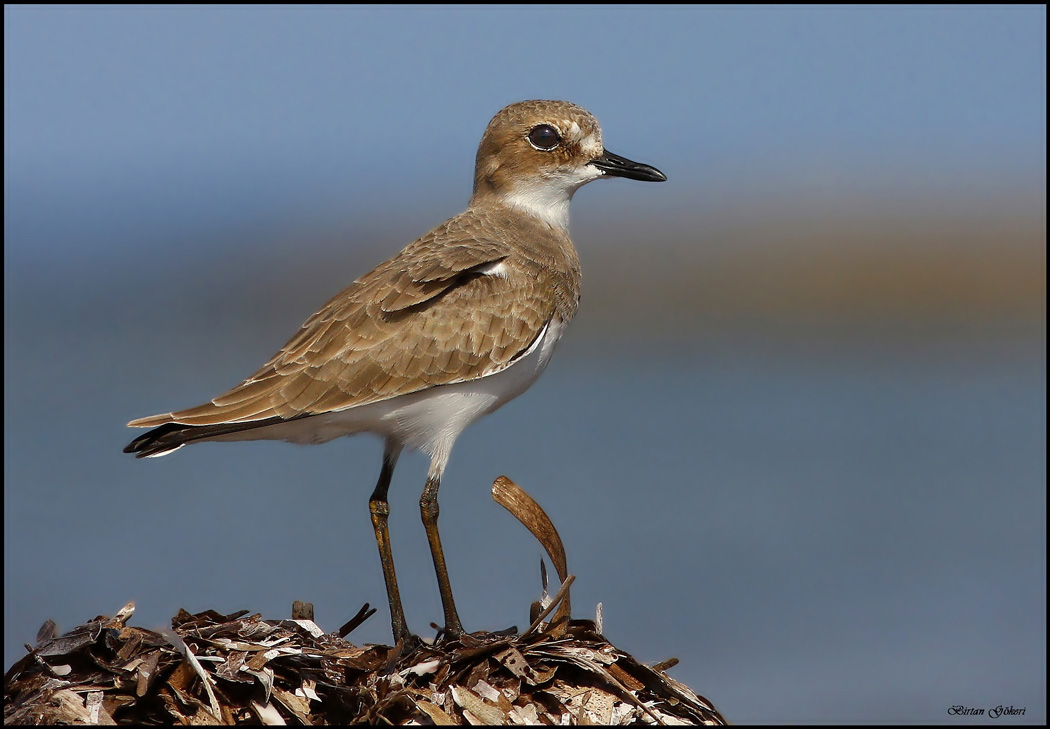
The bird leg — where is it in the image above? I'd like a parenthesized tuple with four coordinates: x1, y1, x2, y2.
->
(420, 474, 465, 637)
(368, 443, 410, 644)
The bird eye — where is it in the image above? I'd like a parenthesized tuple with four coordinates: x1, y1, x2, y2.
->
(527, 124, 561, 151)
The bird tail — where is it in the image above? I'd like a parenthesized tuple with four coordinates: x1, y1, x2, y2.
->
(123, 417, 294, 458)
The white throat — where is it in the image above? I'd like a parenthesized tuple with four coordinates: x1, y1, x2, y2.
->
(502, 183, 572, 230)
(499, 166, 602, 231)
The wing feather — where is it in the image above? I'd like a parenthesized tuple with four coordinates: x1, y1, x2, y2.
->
(130, 254, 550, 427)
(127, 208, 580, 433)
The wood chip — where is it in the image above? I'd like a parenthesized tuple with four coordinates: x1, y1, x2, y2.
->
(496, 646, 554, 686)
(135, 652, 160, 697)
(508, 702, 541, 725)
(416, 699, 457, 725)
(473, 679, 502, 702)
(271, 685, 311, 722)
(297, 678, 320, 702)
(452, 685, 507, 725)
(104, 602, 136, 630)
(251, 700, 286, 725)
(605, 661, 645, 691)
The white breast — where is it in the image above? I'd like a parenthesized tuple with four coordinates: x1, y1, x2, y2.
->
(210, 318, 568, 463)
(380, 316, 564, 460)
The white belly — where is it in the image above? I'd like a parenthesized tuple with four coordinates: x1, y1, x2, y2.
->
(210, 318, 566, 460)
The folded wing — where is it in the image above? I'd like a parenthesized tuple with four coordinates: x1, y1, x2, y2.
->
(127, 236, 553, 432)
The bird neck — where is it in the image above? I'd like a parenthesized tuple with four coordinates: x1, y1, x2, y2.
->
(471, 180, 574, 232)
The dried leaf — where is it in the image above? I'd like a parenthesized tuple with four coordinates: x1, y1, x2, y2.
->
(35, 620, 58, 644)
(493, 476, 571, 630)
(417, 699, 457, 725)
(452, 685, 506, 726)
(271, 685, 311, 722)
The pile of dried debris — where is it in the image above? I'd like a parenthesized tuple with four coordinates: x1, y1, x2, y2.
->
(6, 478, 726, 724)
(4, 600, 725, 725)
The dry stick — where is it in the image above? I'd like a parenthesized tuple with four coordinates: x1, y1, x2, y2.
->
(492, 476, 571, 631)
(338, 603, 377, 638)
(522, 575, 575, 638)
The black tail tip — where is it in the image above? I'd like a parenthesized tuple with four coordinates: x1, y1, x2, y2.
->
(124, 423, 189, 458)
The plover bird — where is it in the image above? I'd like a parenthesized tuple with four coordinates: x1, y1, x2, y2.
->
(125, 100, 666, 643)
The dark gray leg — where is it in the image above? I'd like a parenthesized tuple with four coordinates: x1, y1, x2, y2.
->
(368, 442, 409, 643)
(420, 474, 465, 637)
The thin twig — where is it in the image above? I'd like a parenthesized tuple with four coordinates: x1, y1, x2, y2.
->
(522, 575, 575, 638)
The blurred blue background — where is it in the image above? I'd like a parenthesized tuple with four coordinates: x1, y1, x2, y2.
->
(4, 5, 1045, 723)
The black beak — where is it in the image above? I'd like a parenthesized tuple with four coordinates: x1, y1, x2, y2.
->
(589, 149, 667, 182)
